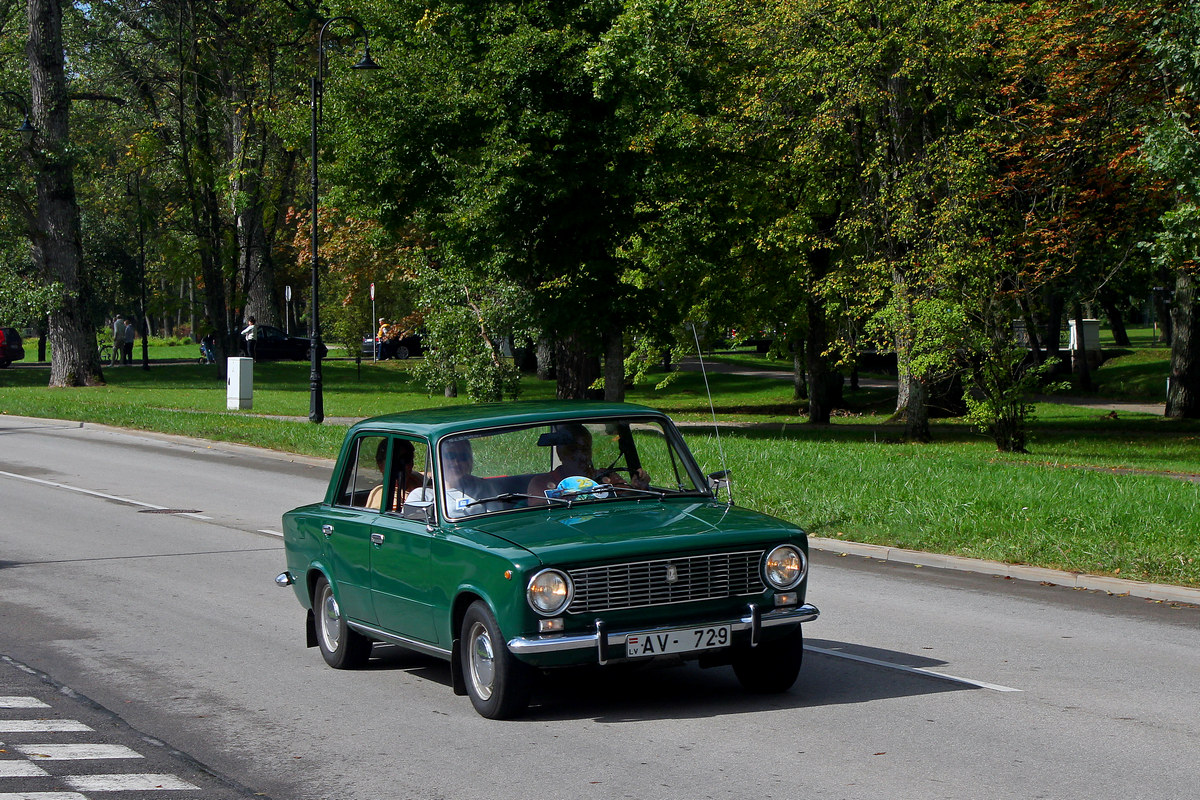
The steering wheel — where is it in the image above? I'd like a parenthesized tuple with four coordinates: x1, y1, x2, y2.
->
(593, 466, 629, 483)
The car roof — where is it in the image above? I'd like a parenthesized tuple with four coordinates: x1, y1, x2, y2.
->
(349, 401, 666, 440)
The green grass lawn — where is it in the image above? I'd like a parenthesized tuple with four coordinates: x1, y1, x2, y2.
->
(3, 352, 1198, 588)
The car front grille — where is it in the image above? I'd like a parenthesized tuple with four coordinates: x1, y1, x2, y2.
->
(567, 550, 765, 614)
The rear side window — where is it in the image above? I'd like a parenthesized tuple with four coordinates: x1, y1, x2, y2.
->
(335, 435, 388, 509)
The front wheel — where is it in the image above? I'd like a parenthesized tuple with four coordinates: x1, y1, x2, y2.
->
(313, 576, 371, 669)
(732, 626, 804, 694)
(460, 601, 534, 719)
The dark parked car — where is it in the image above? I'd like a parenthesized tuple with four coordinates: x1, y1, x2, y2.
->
(0, 327, 25, 368)
(361, 333, 423, 360)
(250, 324, 327, 361)
(277, 401, 819, 718)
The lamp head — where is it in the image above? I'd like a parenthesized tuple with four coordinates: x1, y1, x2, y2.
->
(353, 45, 381, 71)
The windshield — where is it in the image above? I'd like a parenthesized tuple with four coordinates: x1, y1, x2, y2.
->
(438, 417, 708, 519)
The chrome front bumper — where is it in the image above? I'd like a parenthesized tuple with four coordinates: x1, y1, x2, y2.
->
(507, 603, 819, 665)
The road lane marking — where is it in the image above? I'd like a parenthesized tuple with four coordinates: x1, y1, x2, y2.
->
(257, 529, 283, 538)
(0, 793, 87, 799)
(0, 721, 93, 733)
(62, 774, 199, 792)
(0, 471, 211, 520)
(805, 645, 1023, 693)
(0, 762, 50, 777)
(0, 698, 49, 709)
(15, 744, 144, 760)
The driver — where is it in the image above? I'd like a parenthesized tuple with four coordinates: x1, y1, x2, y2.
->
(442, 437, 502, 515)
(526, 424, 594, 503)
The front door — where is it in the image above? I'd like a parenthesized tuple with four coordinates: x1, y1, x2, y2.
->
(368, 438, 439, 643)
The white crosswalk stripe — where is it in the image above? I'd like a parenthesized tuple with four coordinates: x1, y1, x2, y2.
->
(14, 745, 143, 761)
(0, 722, 92, 733)
(62, 774, 200, 792)
(0, 763, 50, 778)
(0, 699, 50, 710)
(1, 688, 206, 796)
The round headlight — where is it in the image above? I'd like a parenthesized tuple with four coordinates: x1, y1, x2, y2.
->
(764, 545, 805, 590)
(527, 569, 573, 615)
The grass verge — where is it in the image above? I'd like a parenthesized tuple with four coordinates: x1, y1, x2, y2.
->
(2, 356, 1198, 588)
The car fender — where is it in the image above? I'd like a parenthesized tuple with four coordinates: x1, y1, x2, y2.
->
(432, 527, 540, 645)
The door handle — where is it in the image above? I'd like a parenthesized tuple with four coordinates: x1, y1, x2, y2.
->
(370, 533, 385, 546)
(322, 524, 333, 539)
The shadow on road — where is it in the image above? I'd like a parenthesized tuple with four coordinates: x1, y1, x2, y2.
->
(363, 637, 975, 723)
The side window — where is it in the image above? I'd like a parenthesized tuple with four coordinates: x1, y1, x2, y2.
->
(392, 439, 434, 519)
(335, 435, 388, 509)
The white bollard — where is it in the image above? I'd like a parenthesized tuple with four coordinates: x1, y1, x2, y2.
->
(227, 357, 254, 410)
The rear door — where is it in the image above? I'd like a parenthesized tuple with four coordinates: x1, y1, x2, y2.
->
(323, 433, 391, 624)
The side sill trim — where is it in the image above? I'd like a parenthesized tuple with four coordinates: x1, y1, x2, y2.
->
(347, 621, 453, 661)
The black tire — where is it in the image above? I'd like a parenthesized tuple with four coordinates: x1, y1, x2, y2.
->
(0, 359, 9, 369)
(395, 345, 410, 360)
(313, 575, 371, 669)
(732, 626, 804, 694)
(460, 601, 534, 719)
(98, 344, 112, 364)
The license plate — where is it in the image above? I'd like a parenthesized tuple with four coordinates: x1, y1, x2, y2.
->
(626, 625, 731, 658)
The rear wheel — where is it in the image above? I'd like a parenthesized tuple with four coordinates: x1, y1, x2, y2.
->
(313, 576, 371, 669)
(395, 345, 410, 360)
(732, 626, 804, 694)
(460, 601, 534, 719)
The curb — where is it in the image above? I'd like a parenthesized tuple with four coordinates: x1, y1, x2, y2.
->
(809, 536, 1200, 606)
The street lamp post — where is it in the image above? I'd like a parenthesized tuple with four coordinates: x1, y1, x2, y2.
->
(309, 16, 380, 424)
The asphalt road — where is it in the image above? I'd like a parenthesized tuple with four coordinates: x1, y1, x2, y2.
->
(0, 415, 1197, 800)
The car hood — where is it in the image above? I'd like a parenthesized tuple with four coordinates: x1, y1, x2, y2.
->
(455, 499, 804, 565)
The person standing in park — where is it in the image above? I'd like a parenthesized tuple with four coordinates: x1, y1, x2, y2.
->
(241, 316, 258, 360)
(122, 318, 135, 365)
(110, 317, 123, 366)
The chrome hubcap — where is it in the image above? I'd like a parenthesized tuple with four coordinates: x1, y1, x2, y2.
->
(320, 587, 341, 652)
(468, 621, 495, 700)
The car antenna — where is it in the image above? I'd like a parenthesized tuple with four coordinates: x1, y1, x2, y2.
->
(690, 323, 733, 506)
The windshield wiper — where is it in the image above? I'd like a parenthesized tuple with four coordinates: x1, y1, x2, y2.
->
(461, 492, 570, 509)
(554, 483, 669, 501)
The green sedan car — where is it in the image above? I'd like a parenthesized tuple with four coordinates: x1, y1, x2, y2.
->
(277, 401, 819, 718)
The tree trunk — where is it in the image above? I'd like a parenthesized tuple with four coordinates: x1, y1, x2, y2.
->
(177, 2, 231, 378)
(892, 288, 931, 441)
(792, 347, 807, 400)
(1017, 293, 1045, 366)
(1072, 302, 1093, 391)
(1167, 271, 1199, 418)
(1044, 290, 1064, 366)
(805, 297, 841, 424)
(231, 79, 281, 329)
(28, 0, 102, 387)
(556, 334, 600, 399)
(1154, 283, 1173, 345)
(535, 336, 554, 380)
(1101, 300, 1131, 347)
(603, 329, 625, 402)
(899, 372, 931, 442)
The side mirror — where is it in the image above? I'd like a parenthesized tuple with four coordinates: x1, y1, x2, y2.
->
(404, 497, 436, 531)
(708, 470, 731, 497)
